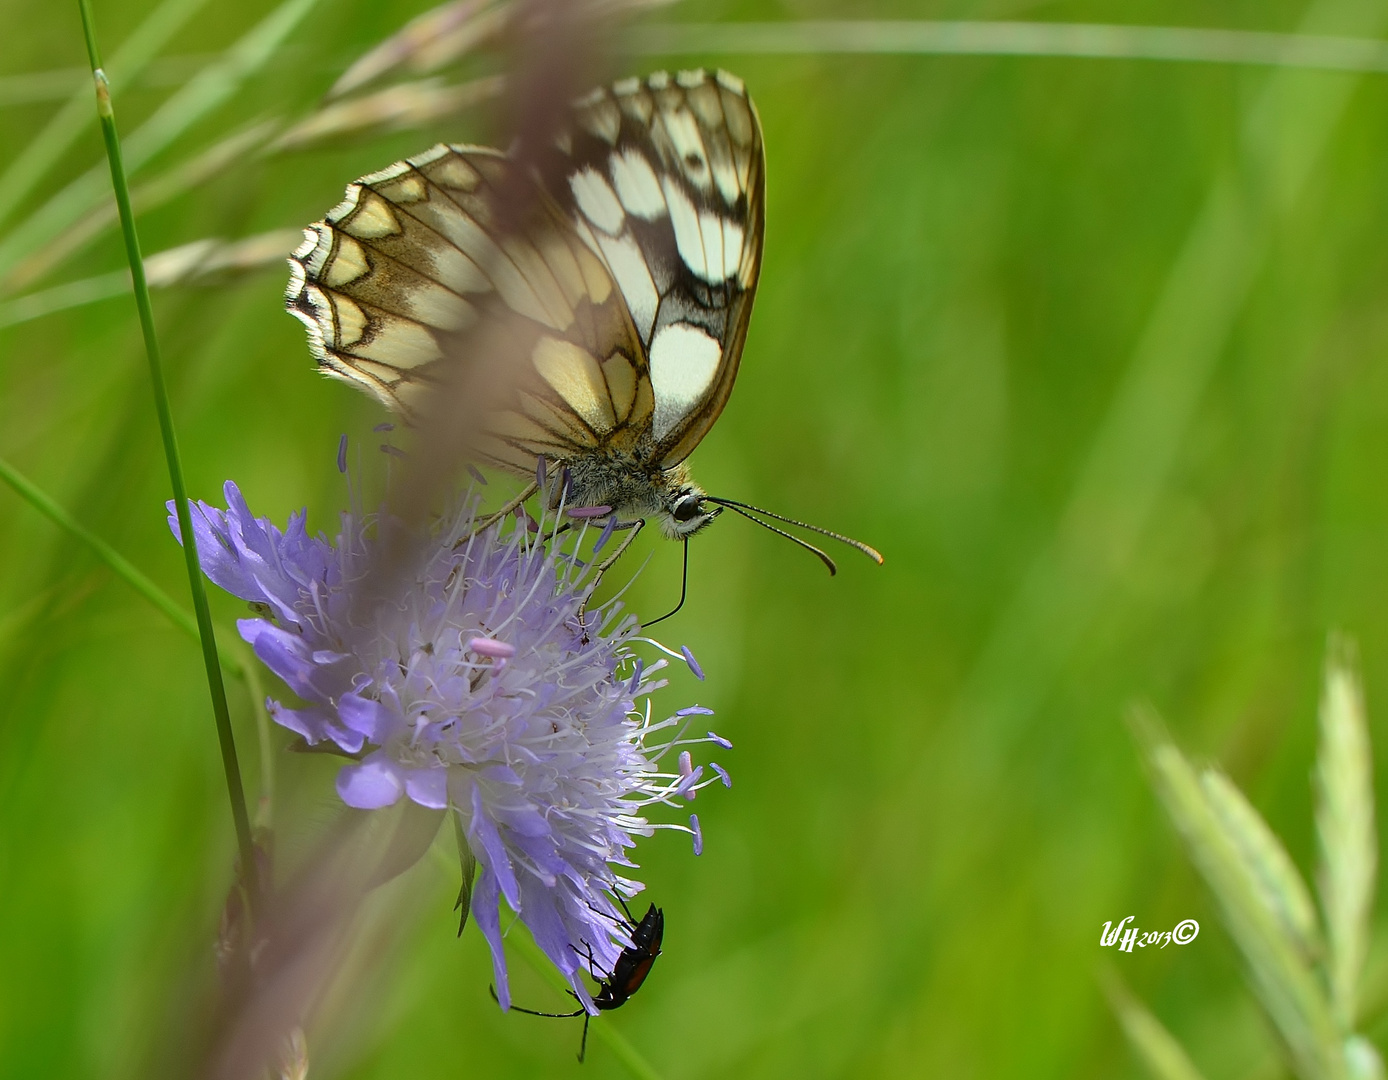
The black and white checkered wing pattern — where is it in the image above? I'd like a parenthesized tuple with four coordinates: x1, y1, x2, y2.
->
(539, 69, 765, 467)
(286, 144, 656, 473)
(286, 70, 764, 476)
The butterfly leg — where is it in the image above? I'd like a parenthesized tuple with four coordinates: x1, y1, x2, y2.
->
(592, 519, 644, 586)
(576, 519, 646, 623)
(462, 480, 539, 543)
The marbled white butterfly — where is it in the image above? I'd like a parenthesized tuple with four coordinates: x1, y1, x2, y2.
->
(287, 69, 880, 576)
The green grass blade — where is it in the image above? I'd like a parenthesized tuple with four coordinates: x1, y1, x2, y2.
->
(1316, 636, 1377, 1029)
(629, 20, 1388, 72)
(1134, 709, 1345, 1080)
(0, 227, 301, 327)
(0, 456, 242, 678)
(74, 0, 258, 913)
(1099, 968, 1210, 1080)
(0, 229, 298, 329)
(0, 457, 278, 830)
(1202, 769, 1324, 965)
(1, 0, 324, 288)
(10, 121, 284, 291)
(0, 0, 211, 233)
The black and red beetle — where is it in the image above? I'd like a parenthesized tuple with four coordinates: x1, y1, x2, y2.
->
(497, 902, 665, 1062)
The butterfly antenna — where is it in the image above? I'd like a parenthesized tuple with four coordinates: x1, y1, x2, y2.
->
(643, 539, 688, 627)
(705, 497, 884, 565)
(715, 502, 839, 575)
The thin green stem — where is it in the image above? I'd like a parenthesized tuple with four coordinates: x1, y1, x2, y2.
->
(75, 0, 258, 912)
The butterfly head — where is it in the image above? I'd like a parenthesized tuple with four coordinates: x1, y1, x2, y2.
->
(657, 481, 722, 541)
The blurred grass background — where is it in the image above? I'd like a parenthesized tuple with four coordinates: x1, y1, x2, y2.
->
(6, 0, 1388, 1076)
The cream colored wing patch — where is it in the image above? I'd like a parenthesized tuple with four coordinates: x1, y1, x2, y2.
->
(532, 68, 766, 467)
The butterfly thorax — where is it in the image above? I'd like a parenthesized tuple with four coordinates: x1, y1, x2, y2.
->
(562, 454, 719, 540)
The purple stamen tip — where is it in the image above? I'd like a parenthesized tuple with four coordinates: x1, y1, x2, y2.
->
(678, 750, 694, 778)
(594, 513, 618, 554)
(690, 814, 703, 856)
(380, 443, 406, 459)
(337, 434, 349, 473)
(628, 659, 644, 693)
(567, 505, 613, 519)
(710, 762, 732, 788)
(675, 765, 702, 798)
(708, 731, 732, 749)
(681, 646, 704, 681)
(373, 422, 395, 433)
(467, 463, 488, 486)
(468, 636, 516, 659)
(676, 706, 714, 717)
(562, 467, 573, 499)
(536, 457, 547, 488)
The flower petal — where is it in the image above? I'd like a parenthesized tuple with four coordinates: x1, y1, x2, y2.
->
(336, 755, 404, 809)
(472, 866, 510, 1009)
(469, 783, 520, 909)
(405, 768, 448, 809)
(338, 692, 395, 744)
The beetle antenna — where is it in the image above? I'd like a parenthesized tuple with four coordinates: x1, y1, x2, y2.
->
(489, 985, 583, 1018)
(705, 496, 884, 565)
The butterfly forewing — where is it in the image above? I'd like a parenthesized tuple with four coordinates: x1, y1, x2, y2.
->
(287, 69, 764, 485)
(288, 145, 646, 465)
(539, 69, 765, 468)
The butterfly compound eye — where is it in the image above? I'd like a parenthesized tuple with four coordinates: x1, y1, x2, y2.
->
(672, 495, 704, 523)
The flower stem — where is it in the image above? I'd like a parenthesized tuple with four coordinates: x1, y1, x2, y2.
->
(74, 0, 259, 913)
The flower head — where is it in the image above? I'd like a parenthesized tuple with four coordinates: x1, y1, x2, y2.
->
(170, 473, 724, 1010)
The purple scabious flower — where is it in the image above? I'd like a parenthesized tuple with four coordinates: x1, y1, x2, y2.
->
(170, 477, 725, 1012)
